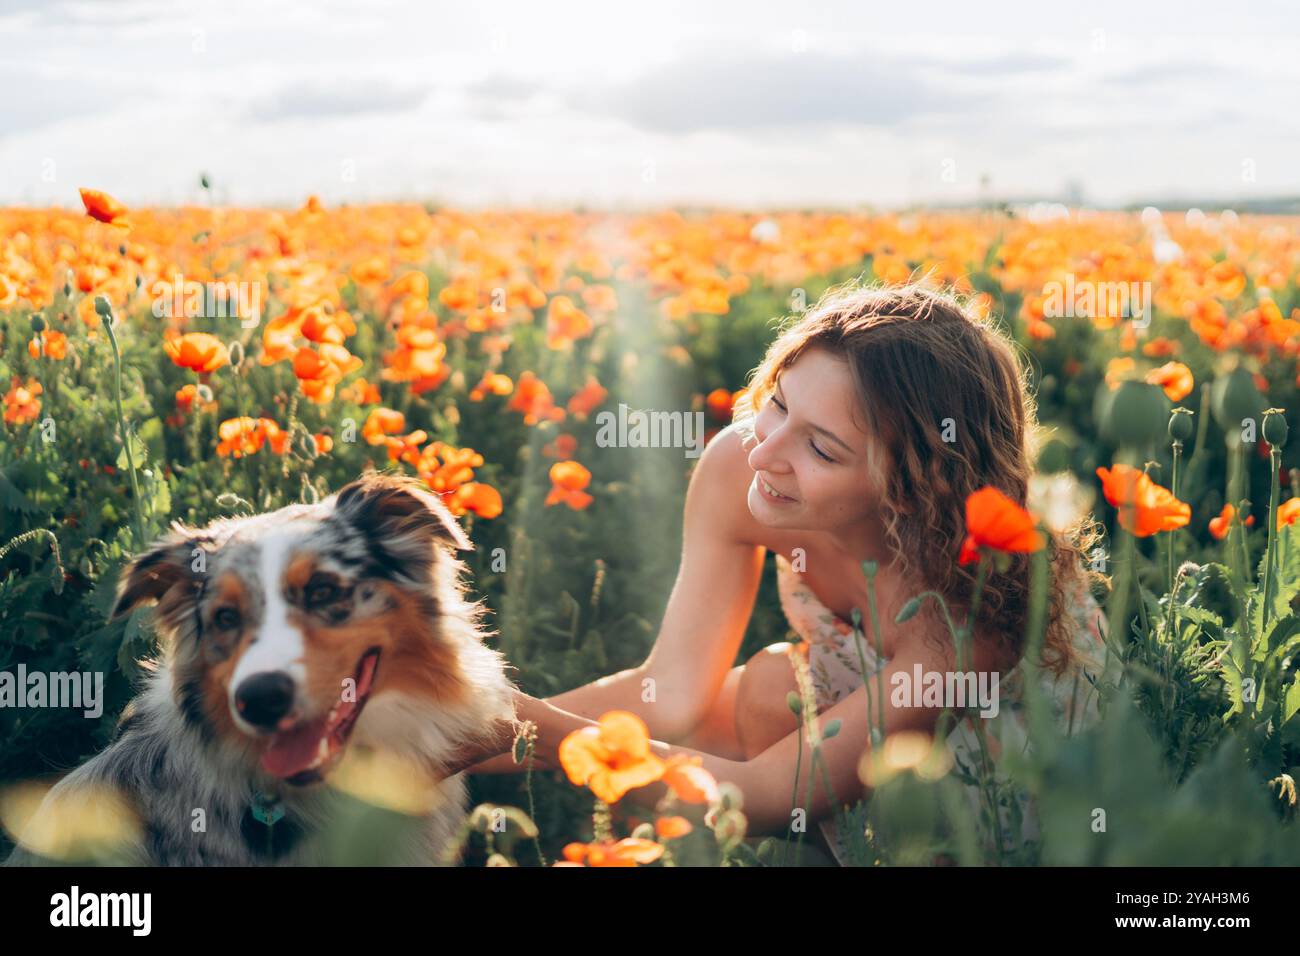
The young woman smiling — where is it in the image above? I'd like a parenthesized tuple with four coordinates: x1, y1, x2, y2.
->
(462, 281, 1110, 864)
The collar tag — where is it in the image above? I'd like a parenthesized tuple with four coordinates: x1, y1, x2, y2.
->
(251, 792, 285, 827)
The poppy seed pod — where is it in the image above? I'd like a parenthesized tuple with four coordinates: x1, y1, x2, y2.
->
(1263, 409, 1288, 448)
(1210, 367, 1263, 433)
(1168, 407, 1194, 442)
(1036, 436, 1072, 473)
(1105, 380, 1171, 448)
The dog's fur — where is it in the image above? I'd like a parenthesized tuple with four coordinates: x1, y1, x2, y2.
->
(5, 473, 517, 866)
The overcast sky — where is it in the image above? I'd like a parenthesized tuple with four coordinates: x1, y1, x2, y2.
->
(2, 0, 1297, 209)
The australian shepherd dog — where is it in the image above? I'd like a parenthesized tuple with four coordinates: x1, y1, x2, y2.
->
(5, 473, 517, 865)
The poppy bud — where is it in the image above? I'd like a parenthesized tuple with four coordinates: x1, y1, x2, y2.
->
(823, 718, 842, 739)
(29, 314, 46, 333)
(896, 596, 922, 623)
(630, 822, 655, 841)
(1210, 367, 1264, 434)
(1105, 380, 1171, 448)
(227, 341, 244, 368)
(196, 383, 215, 403)
(93, 295, 113, 319)
(718, 782, 743, 813)
(1262, 409, 1288, 449)
(861, 559, 878, 578)
(1168, 407, 1194, 442)
(1036, 436, 1071, 473)
(200, 172, 211, 190)
(786, 691, 802, 716)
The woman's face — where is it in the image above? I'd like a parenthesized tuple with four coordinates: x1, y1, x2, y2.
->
(745, 346, 885, 532)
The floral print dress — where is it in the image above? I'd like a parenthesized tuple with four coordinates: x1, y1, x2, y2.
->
(772, 553, 1113, 866)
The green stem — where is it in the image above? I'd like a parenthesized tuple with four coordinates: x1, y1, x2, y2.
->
(1169, 440, 1182, 593)
(103, 317, 147, 550)
(1263, 447, 1281, 629)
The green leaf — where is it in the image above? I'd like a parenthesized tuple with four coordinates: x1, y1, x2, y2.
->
(1283, 678, 1300, 725)
(114, 426, 149, 472)
(0, 465, 39, 513)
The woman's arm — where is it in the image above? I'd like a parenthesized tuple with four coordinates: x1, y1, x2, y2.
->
(455, 614, 990, 844)
(466, 425, 766, 774)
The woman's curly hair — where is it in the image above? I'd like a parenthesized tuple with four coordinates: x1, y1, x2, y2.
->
(733, 278, 1104, 678)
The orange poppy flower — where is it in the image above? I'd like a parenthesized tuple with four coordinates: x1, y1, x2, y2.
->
(706, 387, 739, 422)
(448, 481, 502, 519)
(3, 377, 42, 425)
(1104, 356, 1136, 390)
(1208, 503, 1254, 540)
(545, 295, 593, 349)
(216, 417, 264, 457)
(340, 377, 382, 404)
(1204, 260, 1245, 300)
(507, 371, 566, 425)
(417, 442, 484, 495)
(1145, 361, 1194, 402)
(164, 332, 230, 373)
(655, 815, 693, 839)
(557, 710, 666, 804)
(545, 460, 593, 510)
(468, 372, 513, 402)
(557, 838, 664, 867)
(1095, 464, 1191, 536)
(661, 754, 721, 805)
(362, 408, 406, 445)
(28, 330, 67, 360)
(1276, 498, 1300, 531)
(958, 486, 1045, 565)
(78, 187, 130, 229)
(542, 433, 579, 459)
(565, 376, 607, 418)
(174, 383, 217, 415)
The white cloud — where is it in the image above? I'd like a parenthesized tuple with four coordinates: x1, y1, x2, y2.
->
(1, 0, 1298, 208)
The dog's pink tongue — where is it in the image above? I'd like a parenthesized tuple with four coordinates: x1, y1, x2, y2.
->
(260, 717, 330, 778)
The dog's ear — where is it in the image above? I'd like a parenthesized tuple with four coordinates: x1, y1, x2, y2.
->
(110, 525, 211, 620)
(333, 473, 473, 578)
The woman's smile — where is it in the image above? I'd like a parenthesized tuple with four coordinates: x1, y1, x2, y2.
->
(756, 472, 798, 503)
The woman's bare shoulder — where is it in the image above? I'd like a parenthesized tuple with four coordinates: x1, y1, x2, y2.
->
(685, 422, 766, 546)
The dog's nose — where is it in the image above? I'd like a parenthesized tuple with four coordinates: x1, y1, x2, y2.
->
(235, 672, 295, 730)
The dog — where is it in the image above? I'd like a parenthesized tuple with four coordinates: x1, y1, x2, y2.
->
(4, 472, 517, 865)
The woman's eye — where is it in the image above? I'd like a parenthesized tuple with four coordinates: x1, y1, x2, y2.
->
(214, 608, 241, 631)
(771, 395, 787, 412)
(809, 441, 834, 463)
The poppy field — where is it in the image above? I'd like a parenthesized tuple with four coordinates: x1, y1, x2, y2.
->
(2, 190, 1300, 866)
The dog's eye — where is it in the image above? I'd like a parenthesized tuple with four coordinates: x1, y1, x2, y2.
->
(306, 581, 341, 607)
(214, 607, 241, 631)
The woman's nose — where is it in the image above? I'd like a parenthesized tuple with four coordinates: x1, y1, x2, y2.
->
(748, 422, 791, 474)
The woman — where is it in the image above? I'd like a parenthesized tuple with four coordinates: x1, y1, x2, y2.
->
(463, 280, 1111, 865)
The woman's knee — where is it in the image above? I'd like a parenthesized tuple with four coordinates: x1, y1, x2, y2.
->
(734, 642, 801, 758)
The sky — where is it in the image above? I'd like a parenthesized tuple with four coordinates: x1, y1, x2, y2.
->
(1, 0, 1297, 209)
